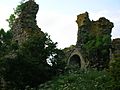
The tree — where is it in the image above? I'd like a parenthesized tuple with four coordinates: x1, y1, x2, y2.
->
(110, 57, 120, 90)
(0, 0, 66, 89)
(0, 28, 13, 57)
(0, 33, 65, 89)
(6, 0, 25, 28)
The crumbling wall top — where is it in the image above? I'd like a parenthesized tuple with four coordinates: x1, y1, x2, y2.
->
(76, 12, 91, 27)
(19, 0, 39, 19)
(12, 0, 43, 44)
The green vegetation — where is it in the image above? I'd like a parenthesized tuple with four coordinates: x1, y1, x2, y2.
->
(83, 33, 111, 70)
(110, 54, 120, 90)
(0, 0, 119, 90)
(37, 68, 113, 90)
(0, 28, 13, 57)
(0, 32, 65, 89)
(6, 0, 25, 28)
(0, 1, 65, 89)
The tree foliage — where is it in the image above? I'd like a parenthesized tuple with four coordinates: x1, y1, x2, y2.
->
(0, 28, 13, 57)
(0, 32, 65, 89)
(0, 0, 66, 89)
(110, 54, 120, 90)
(6, 0, 25, 28)
(83, 33, 111, 69)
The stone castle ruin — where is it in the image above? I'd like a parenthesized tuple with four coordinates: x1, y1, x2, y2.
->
(1, 0, 120, 89)
(9, 0, 120, 69)
(11, 0, 44, 45)
(66, 12, 119, 69)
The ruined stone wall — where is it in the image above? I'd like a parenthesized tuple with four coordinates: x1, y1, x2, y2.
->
(76, 12, 113, 49)
(74, 12, 114, 69)
(112, 38, 120, 58)
(76, 12, 91, 48)
(11, 0, 44, 45)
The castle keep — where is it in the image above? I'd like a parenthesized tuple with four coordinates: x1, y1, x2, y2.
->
(67, 12, 114, 69)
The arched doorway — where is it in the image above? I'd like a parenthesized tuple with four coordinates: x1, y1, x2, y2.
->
(69, 54, 81, 67)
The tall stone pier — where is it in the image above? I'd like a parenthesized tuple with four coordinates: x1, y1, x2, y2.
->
(11, 0, 44, 45)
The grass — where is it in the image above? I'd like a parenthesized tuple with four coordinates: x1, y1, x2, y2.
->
(35, 68, 113, 90)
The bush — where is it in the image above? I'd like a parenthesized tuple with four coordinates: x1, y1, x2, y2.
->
(37, 68, 113, 90)
(0, 33, 65, 89)
(110, 56, 120, 90)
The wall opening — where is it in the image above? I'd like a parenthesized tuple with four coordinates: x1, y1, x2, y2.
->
(69, 54, 81, 67)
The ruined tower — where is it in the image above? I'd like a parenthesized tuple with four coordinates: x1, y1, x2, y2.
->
(76, 12, 91, 48)
(11, 0, 44, 44)
(67, 12, 114, 69)
(112, 38, 120, 59)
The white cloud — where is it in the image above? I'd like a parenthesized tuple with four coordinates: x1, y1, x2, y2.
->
(37, 10, 77, 49)
(0, 5, 14, 31)
(0, 7, 9, 30)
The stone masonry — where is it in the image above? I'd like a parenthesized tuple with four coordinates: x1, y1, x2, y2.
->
(67, 12, 114, 69)
(11, 0, 44, 45)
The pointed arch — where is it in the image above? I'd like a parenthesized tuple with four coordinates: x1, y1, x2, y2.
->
(67, 48, 85, 69)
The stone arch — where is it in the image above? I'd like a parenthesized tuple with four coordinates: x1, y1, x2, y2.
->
(67, 48, 86, 69)
(69, 54, 81, 67)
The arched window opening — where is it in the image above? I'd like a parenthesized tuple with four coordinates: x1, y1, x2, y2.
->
(69, 54, 81, 68)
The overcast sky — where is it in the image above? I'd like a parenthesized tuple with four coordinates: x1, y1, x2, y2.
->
(0, 0, 120, 48)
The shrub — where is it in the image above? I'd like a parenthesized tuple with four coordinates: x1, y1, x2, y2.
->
(37, 68, 113, 90)
(110, 56, 120, 90)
